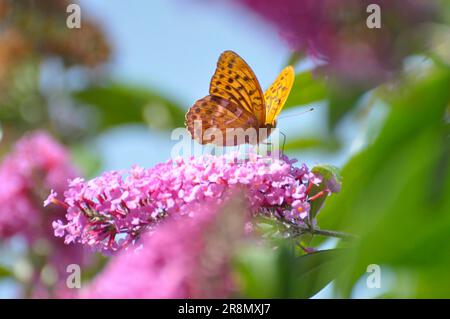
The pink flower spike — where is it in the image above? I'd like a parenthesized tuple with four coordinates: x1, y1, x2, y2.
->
(50, 152, 336, 253)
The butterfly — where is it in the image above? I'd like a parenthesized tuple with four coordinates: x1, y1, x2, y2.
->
(185, 50, 295, 146)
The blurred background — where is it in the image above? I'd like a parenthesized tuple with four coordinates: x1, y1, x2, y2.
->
(0, 0, 449, 298)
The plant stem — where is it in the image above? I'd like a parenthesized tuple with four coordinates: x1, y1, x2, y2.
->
(308, 228, 357, 239)
(290, 224, 357, 240)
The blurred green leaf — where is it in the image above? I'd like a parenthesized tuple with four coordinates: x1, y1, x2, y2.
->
(73, 83, 186, 131)
(285, 71, 327, 109)
(284, 71, 364, 133)
(234, 244, 345, 298)
(285, 136, 340, 152)
(277, 247, 345, 298)
(0, 264, 13, 279)
(233, 244, 280, 298)
(81, 254, 110, 283)
(327, 85, 364, 130)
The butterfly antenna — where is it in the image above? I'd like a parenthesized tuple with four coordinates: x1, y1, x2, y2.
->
(278, 107, 314, 120)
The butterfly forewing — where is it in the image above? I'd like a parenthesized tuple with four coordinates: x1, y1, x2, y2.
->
(185, 95, 259, 146)
(264, 65, 295, 125)
(209, 51, 266, 125)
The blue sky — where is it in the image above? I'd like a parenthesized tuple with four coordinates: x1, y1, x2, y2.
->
(81, 0, 291, 104)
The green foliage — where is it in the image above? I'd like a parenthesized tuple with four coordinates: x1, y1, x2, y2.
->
(317, 65, 450, 297)
(73, 83, 186, 131)
(284, 69, 364, 131)
(0, 62, 45, 128)
(234, 243, 345, 298)
(0, 265, 13, 279)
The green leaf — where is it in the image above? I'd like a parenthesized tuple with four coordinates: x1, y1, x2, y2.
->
(277, 248, 345, 298)
(284, 71, 327, 109)
(318, 65, 450, 297)
(234, 244, 345, 299)
(233, 244, 280, 298)
(73, 83, 186, 131)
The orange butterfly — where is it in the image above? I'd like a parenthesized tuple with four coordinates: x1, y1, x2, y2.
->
(185, 50, 294, 146)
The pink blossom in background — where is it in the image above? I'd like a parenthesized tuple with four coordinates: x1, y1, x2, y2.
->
(234, 0, 438, 86)
(0, 131, 76, 238)
(81, 198, 246, 298)
(49, 152, 334, 253)
(0, 131, 90, 296)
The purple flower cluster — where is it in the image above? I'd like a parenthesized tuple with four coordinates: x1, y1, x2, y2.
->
(0, 131, 89, 296)
(49, 153, 329, 252)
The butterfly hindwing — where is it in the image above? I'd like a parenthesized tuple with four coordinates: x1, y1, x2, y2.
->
(264, 65, 295, 125)
(209, 51, 266, 125)
(185, 95, 259, 146)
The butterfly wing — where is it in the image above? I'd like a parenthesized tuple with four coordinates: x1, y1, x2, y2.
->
(185, 95, 259, 146)
(209, 51, 266, 125)
(264, 66, 295, 125)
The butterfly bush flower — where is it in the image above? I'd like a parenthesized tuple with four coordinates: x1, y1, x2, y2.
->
(49, 152, 337, 252)
(81, 197, 246, 298)
(0, 131, 89, 296)
(233, 0, 438, 86)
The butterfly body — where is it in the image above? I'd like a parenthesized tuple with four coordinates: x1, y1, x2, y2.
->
(185, 51, 294, 146)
